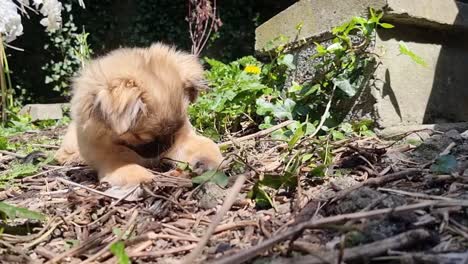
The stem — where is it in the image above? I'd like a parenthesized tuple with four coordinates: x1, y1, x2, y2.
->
(0, 36, 8, 124)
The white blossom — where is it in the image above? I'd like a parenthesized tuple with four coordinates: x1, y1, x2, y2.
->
(0, 0, 24, 43)
(35, 0, 63, 31)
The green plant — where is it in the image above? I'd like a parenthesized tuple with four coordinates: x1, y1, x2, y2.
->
(110, 241, 131, 264)
(42, 4, 93, 97)
(189, 56, 273, 138)
(0, 202, 46, 221)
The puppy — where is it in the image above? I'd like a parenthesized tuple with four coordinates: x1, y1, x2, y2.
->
(55, 119, 224, 177)
(57, 43, 207, 187)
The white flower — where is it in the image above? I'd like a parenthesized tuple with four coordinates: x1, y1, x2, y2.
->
(36, 0, 63, 31)
(0, 0, 24, 43)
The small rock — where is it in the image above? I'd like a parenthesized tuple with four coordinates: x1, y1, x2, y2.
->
(461, 130, 468, 140)
(413, 134, 454, 161)
(19, 103, 70, 121)
(445, 129, 462, 142)
(193, 182, 227, 209)
(331, 187, 406, 214)
(329, 176, 359, 191)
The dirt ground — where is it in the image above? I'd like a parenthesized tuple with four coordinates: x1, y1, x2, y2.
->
(1, 125, 468, 264)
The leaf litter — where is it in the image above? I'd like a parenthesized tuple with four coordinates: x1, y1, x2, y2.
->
(0, 125, 468, 263)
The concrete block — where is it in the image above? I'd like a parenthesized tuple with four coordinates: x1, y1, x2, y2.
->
(385, 0, 468, 30)
(373, 25, 468, 127)
(255, 0, 468, 129)
(255, 0, 386, 53)
(19, 103, 70, 121)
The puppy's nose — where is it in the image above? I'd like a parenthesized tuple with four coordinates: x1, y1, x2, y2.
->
(193, 160, 208, 172)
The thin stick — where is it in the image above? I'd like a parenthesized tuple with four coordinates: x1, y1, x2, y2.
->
(330, 168, 422, 203)
(56, 177, 121, 199)
(219, 120, 294, 147)
(129, 244, 196, 257)
(181, 173, 247, 264)
(210, 200, 468, 264)
(378, 187, 459, 202)
(279, 229, 434, 264)
(81, 209, 139, 264)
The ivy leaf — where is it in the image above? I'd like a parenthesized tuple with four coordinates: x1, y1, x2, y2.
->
(110, 241, 131, 264)
(379, 23, 394, 29)
(192, 170, 229, 188)
(278, 54, 296, 70)
(333, 77, 357, 97)
(314, 42, 327, 54)
(326, 43, 344, 52)
(288, 124, 304, 149)
(0, 202, 46, 221)
(255, 98, 275, 116)
(248, 183, 276, 210)
(331, 130, 346, 140)
(399, 41, 428, 67)
(430, 155, 457, 174)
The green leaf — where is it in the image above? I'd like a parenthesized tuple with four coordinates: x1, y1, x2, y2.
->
(0, 137, 8, 150)
(288, 124, 304, 149)
(379, 23, 394, 29)
(0, 202, 46, 221)
(278, 54, 296, 70)
(192, 170, 229, 188)
(333, 77, 357, 97)
(314, 42, 327, 54)
(308, 165, 327, 178)
(331, 130, 346, 140)
(110, 241, 131, 264)
(398, 41, 428, 67)
(288, 81, 303, 93)
(430, 155, 458, 174)
(327, 43, 344, 52)
(248, 183, 276, 210)
(301, 154, 313, 163)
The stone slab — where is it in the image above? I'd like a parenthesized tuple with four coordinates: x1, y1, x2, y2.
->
(385, 0, 468, 30)
(255, 0, 468, 53)
(255, 0, 386, 52)
(376, 122, 468, 138)
(19, 103, 70, 121)
(373, 25, 468, 128)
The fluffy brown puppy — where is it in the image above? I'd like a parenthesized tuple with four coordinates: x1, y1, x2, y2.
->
(58, 43, 207, 187)
(55, 119, 224, 178)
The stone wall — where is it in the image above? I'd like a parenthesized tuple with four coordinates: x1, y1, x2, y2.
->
(255, 0, 468, 130)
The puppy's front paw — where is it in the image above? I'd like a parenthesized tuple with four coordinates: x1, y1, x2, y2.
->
(101, 164, 155, 187)
(55, 149, 84, 166)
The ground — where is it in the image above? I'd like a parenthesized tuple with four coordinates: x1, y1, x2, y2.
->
(1, 124, 468, 264)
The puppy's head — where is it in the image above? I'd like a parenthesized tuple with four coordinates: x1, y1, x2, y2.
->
(71, 43, 204, 146)
(146, 43, 207, 104)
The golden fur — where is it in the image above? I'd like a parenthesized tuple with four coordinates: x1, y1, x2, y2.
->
(55, 43, 221, 187)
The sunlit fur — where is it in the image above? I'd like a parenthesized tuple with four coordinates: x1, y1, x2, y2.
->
(162, 119, 225, 174)
(55, 43, 211, 186)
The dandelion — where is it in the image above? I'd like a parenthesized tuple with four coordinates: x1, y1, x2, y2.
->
(244, 65, 261, 75)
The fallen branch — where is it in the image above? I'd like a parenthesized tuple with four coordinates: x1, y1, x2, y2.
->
(330, 168, 422, 203)
(181, 173, 247, 264)
(210, 200, 468, 264)
(219, 120, 294, 148)
(272, 228, 435, 264)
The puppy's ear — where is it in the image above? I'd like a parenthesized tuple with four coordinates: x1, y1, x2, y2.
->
(185, 78, 208, 103)
(174, 53, 207, 103)
(93, 79, 147, 135)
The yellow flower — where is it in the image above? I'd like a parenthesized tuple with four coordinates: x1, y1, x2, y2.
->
(244, 65, 261, 75)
